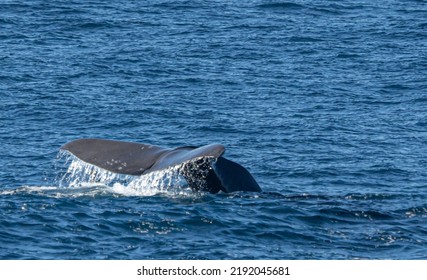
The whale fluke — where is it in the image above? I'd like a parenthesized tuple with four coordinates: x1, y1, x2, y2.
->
(60, 138, 261, 193)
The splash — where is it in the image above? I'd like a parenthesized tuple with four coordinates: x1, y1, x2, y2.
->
(56, 151, 214, 197)
(59, 152, 123, 188)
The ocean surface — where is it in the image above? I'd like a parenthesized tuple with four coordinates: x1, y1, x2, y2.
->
(1, 0, 427, 259)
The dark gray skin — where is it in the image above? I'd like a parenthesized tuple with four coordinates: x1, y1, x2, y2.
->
(61, 138, 261, 193)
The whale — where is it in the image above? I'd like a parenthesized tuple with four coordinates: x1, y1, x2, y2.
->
(61, 138, 261, 193)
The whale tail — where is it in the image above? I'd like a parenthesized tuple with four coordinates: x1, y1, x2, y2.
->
(61, 138, 261, 193)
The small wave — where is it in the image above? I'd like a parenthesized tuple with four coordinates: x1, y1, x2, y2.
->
(400, 206, 427, 218)
(256, 2, 305, 10)
(289, 36, 323, 43)
(344, 193, 399, 201)
(0, 185, 58, 196)
(76, 22, 116, 29)
(0, 184, 112, 198)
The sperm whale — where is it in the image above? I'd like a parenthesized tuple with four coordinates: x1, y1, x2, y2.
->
(61, 138, 261, 193)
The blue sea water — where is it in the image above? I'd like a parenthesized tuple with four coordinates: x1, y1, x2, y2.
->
(1, 0, 427, 259)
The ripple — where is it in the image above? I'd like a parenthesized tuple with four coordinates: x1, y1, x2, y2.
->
(1, 0, 427, 260)
(256, 2, 305, 10)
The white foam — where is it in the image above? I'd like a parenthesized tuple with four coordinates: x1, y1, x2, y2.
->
(56, 152, 204, 197)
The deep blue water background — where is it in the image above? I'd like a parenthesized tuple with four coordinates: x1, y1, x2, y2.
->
(1, 0, 427, 259)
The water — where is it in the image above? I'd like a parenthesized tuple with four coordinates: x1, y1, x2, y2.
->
(1, 0, 427, 259)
